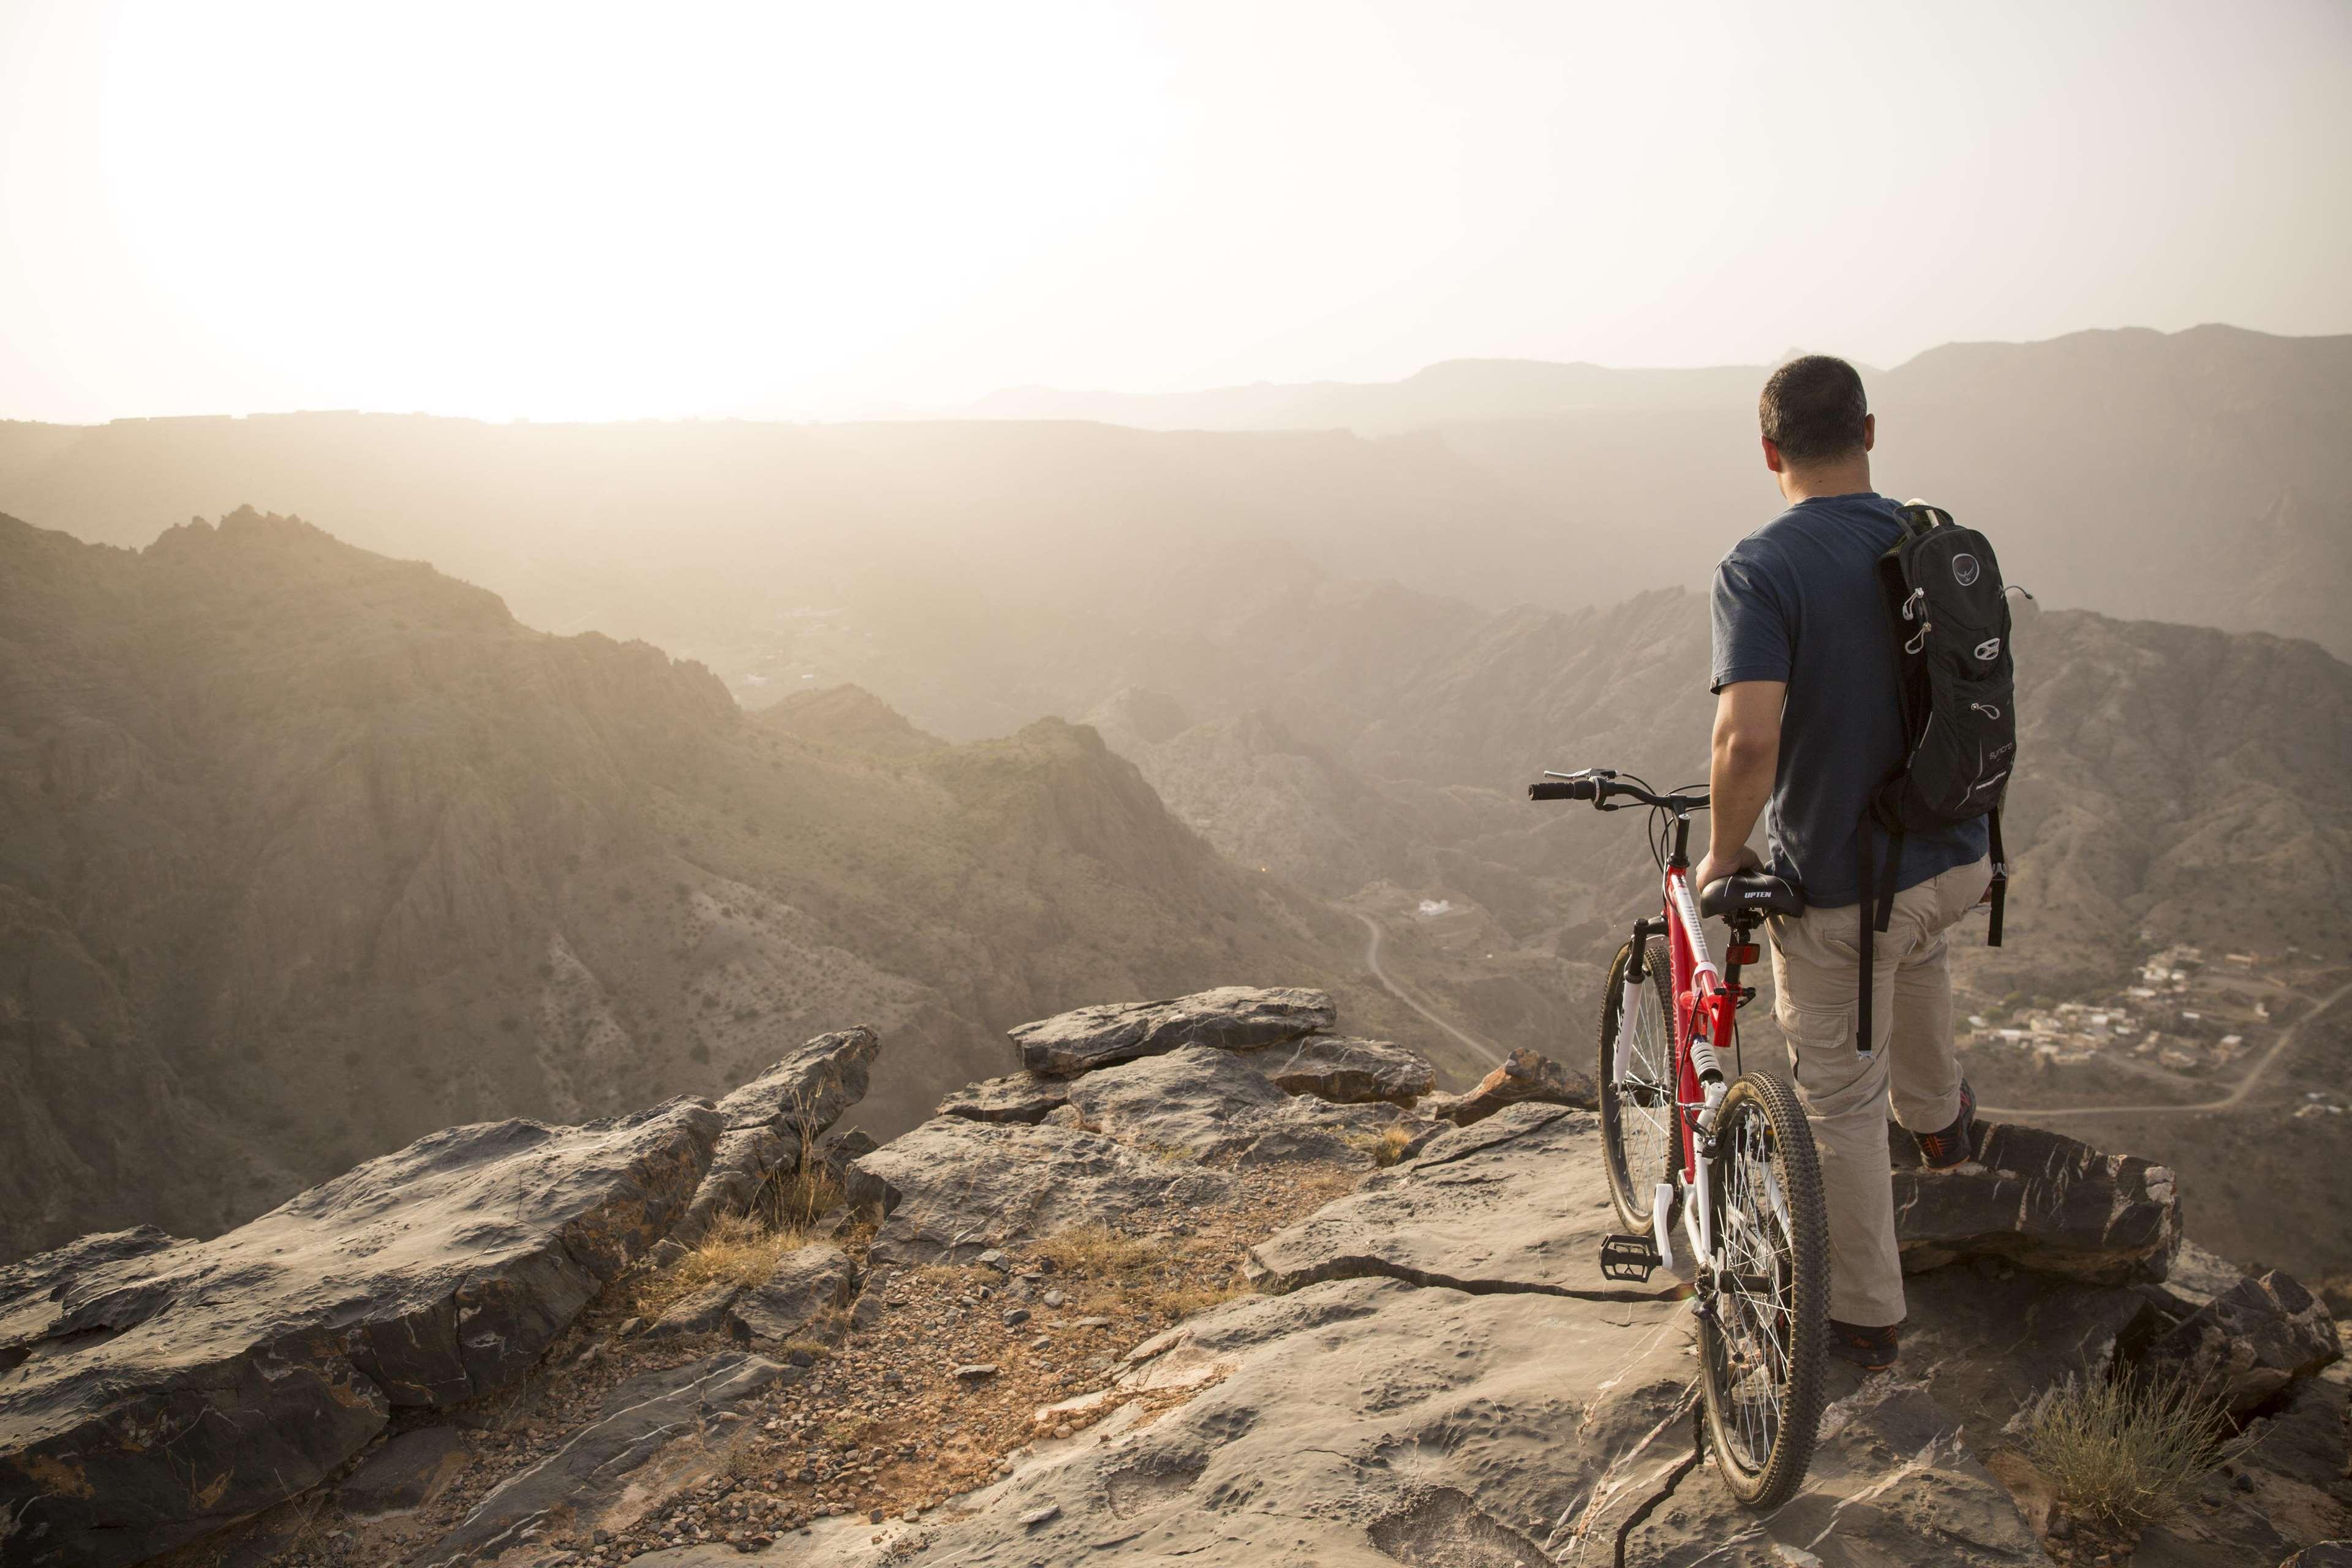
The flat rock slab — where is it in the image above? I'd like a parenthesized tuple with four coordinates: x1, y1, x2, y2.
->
(729, 1244, 857, 1343)
(1250, 1036, 1435, 1106)
(1010, 986, 1334, 1077)
(419, 1352, 788, 1566)
(336, 1425, 470, 1518)
(0, 1098, 720, 1568)
(1891, 1120, 2180, 1284)
(937, 1073, 1070, 1125)
(847, 1117, 1236, 1266)
(1244, 1103, 1627, 1297)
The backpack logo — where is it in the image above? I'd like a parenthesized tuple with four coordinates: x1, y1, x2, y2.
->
(1973, 636, 2002, 662)
(1951, 553, 1981, 587)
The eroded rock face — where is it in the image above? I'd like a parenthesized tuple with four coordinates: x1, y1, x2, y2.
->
(846, 1117, 1235, 1266)
(1009, 986, 1335, 1077)
(2144, 1269, 2343, 1415)
(1890, 1120, 2181, 1285)
(1447, 1046, 1598, 1125)
(1250, 1036, 1436, 1105)
(0, 1100, 720, 1568)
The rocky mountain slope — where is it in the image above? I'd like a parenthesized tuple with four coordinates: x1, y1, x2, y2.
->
(0, 511, 1418, 1264)
(6, 995, 2345, 1568)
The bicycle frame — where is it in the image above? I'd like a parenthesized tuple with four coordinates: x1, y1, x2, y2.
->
(1659, 853, 1741, 1270)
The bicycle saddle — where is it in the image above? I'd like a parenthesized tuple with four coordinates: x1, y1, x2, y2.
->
(1698, 871, 1804, 920)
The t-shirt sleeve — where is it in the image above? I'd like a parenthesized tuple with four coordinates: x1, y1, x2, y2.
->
(1709, 549, 1793, 693)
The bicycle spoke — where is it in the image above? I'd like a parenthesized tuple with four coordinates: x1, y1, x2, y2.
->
(1709, 1099, 1798, 1474)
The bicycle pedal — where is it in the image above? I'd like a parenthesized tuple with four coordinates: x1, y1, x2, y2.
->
(1599, 1233, 1664, 1282)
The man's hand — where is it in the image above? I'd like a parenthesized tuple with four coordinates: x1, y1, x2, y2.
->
(1691, 843, 1763, 894)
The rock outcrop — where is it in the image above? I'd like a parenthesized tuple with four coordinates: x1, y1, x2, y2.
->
(2143, 1268, 2344, 1415)
(1890, 1119, 2182, 1284)
(1009, 986, 1336, 1076)
(0, 1028, 876, 1568)
(1446, 1044, 1599, 1124)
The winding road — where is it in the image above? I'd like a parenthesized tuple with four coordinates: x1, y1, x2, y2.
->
(1980, 976, 2352, 1120)
(1351, 910, 1506, 1069)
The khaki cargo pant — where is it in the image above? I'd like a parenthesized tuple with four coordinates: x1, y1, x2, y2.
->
(1766, 854, 1992, 1327)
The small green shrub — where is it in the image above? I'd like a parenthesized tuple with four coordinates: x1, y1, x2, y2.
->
(2020, 1364, 2252, 1530)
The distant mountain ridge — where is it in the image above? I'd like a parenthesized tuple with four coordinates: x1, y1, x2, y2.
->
(2, 324, 2343, 674)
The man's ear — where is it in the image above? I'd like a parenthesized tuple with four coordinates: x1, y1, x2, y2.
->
(1861, 412, 1876, 453)
(1762, 435, 1785, 475)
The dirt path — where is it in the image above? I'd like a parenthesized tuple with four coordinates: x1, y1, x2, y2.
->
(1981, 977, 2352, 1120)
(1351, 910, 1504, 1069)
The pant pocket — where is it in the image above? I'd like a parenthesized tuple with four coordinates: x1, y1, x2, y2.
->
(1778, 1000, 1881, 1117)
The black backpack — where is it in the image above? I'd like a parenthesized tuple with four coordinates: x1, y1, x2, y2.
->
(1851, 500, 2016, 1055)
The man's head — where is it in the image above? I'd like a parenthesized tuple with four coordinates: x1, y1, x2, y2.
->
(1758, 354, 1874, 500)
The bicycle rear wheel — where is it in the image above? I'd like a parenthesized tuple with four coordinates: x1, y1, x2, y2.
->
(1697, 1070, 1828, 1510)
(1596, 937, 1675, 1234)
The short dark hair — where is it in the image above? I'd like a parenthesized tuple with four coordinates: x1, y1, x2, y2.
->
(1759, 355, 1868, 464)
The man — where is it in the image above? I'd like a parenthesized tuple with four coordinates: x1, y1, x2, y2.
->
(1692, 355, 1992, 1373)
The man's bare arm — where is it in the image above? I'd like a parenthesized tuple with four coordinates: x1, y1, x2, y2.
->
(1692, 679, 1785, 890)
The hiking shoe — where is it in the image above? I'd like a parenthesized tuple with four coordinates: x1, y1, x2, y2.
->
(1914, 1079, 1977, 1170)
(1828, 1319, 1899, 1371)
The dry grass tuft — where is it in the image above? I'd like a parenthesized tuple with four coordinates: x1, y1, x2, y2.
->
(630, 1211, 804, 1321)
(2020, 1364, 2253, 1531)
(1353, 1125, 1414, 1167)
(1030, 1223, 1244, 1324)
(1030, 1223, 1162, 1278)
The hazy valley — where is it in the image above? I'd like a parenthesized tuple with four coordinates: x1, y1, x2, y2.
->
(0, 510, 1436, 1263)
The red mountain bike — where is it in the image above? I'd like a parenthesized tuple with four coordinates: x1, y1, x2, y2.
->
(1531, 767, 1828, 1508)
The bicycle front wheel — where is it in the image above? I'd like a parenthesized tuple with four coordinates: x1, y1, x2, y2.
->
(1697, 1070, 1828, 1510)
(1597, 937, 1675, 1234)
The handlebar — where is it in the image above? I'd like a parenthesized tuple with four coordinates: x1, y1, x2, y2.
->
(1528, 770, 1709, 813)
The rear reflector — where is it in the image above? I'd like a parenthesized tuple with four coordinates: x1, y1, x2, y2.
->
(1728, 943, 1759, 965)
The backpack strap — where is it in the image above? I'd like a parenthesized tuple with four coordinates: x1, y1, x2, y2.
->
(1985, 810, 2008, 948)
(1853, 820, 1903, 1057)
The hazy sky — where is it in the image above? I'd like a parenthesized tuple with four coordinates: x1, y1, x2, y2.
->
(2, 0, 2346, 423)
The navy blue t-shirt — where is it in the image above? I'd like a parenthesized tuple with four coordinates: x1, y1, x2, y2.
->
(1709, 492, 1987, 908)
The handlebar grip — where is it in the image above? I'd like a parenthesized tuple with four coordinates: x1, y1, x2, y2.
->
(1528, 779, 1597, 802)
